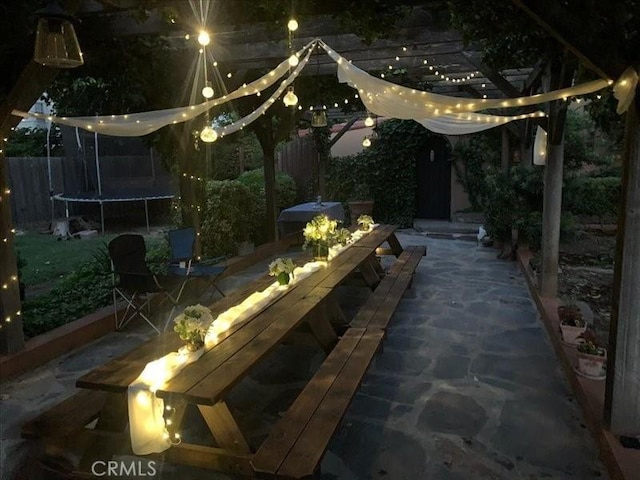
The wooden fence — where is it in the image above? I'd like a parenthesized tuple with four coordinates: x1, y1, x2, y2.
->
(6, 155, 173, 227)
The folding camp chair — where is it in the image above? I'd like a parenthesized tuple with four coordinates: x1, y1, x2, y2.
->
(108, 234, 181, 333)
(164, 227, 226, 329)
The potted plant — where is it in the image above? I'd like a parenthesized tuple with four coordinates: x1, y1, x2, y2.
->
(576, 330, 607, 379)
(558, 297, 586, 345)
(303, 214, 338, 261)
(348, 184, 374, 225)
(357, 214, 374, 232)
(269, 257, 297, 286)
(173, 304, 213, 353)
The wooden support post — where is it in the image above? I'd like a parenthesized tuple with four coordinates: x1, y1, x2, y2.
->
(540, 140, 564, 297)
(605, 93, 640, 436)
(199, 402, 251, 453)
(0, 148, 24, 354)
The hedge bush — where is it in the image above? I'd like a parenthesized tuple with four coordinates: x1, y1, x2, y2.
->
(200, 180, 257, 258)
(328, 119, 436, 227)
(563, 176, 620, 220)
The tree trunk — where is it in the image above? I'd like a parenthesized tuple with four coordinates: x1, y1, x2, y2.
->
(0, 149, 25, 354)
(263, 147, 277, 242)
(252, 116, 278, 242)
(605, 91, 640, 436)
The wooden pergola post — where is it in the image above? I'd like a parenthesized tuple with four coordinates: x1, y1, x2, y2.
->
(605, 91, 640, 436)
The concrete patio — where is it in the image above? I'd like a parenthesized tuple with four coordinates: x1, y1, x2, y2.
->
(0, 232, 605, 479)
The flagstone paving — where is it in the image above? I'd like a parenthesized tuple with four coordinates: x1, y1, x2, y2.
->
(0, 232, 606, 479)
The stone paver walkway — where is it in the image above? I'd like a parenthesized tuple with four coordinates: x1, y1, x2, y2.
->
(322, 232, 606, 479)
(0, 232, 606, 479)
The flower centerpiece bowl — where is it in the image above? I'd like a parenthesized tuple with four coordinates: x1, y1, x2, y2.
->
(173, 304, 213, 352)
(269, 257, 297, 286)
(303, 214, 339, 261)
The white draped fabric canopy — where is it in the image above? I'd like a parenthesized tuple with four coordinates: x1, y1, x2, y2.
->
(12, 38, 632, 138)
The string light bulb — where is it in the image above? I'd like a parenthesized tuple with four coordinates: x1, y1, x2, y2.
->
(288, 54, 299, 67)
(287, 19, 299, 31)
(202, 86, 214, 99)
(200, 126, 218, 143)
(283, 86, 298, 107)
(364, 115, 374, 127)
(197, 30, 210, 46)
(362, 136, 371, 148)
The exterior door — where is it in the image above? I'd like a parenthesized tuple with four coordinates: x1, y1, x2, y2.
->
(415, 137, 451, 219)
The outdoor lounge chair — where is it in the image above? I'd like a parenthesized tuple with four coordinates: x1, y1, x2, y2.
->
(108, 234, 181, 333)
(164, 227, 226, 328)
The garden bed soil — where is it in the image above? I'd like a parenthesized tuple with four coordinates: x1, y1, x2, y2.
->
(532, 229, 616, 345)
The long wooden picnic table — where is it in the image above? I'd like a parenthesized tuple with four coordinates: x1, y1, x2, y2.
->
(74, 224, 403, 473)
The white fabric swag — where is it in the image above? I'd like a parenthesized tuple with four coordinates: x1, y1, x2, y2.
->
(13, 38, 626, 138)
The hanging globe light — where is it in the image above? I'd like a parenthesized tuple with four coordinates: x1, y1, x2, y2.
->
(287, 19, 299, 32)
(197, 30, 211, 46)
(200, 126, 218, 143)
(362, 136, 371, 148)
(311, 105, 328, 128)
(202, 86, 214, 99)
(364, 115, 375, 127)
(288, 54, 299, 67)
(283, 87, 299, 107)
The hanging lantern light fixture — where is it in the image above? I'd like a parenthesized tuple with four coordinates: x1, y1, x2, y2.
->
(202, 83, 214, 99)
(33, 0, 83, 68)
(283, 86, 299, 107)
(288, 54, 299, 67)
(311, 105, 327, 128)
(362, 136, 371, 148)
(287, 19, 299, 32)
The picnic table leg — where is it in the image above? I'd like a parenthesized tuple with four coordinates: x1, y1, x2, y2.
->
(387, 233, 403, 257)
(78, 393, 129, 470)
(306, 308, 339, 354)
(198, 402, 252, 454)
(359, 254, 382, 289)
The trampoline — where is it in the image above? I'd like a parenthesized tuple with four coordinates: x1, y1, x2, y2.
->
(54, 189, 174, 235)
(45, 127, 176, 234)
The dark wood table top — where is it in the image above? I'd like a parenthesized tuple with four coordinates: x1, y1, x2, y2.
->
(76, 225, 400, 403)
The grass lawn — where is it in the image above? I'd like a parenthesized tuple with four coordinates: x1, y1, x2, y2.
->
(15, 232, 165, 287)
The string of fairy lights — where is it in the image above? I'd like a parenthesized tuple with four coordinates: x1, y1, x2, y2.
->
(1, 138, 21, 330)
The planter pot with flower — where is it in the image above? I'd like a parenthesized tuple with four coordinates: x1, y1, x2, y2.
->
(348, 184, 374, 226)
(336, 228, 352, 247)
(173, 304, 213, 354)
(269, 257, 296, 286)
(575, 330, 606, 379)
(303, 214, 338, 261)
(558, 300, 586, 346)
(357, 214, 374, 232)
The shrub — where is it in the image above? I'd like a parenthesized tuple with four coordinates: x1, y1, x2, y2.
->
(200, 180, 257, 257)
(563, 176, 621, 220)
(237, 168, 297, 243)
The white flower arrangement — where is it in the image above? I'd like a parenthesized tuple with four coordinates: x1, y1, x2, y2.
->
(357, 214, 374, 231)
(303, 214, 339, 249)
(269, 257, 296, 277)
(173, 304, 213, 351)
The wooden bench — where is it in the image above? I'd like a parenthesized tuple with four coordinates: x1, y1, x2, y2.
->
(21, 390, 108, 439)
(251, 328, 384, 479)
(351, 245, 426, 330)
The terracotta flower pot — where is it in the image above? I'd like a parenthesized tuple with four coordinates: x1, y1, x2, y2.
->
(577, 350, 607, 378)
(560, 322, 587, 345)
